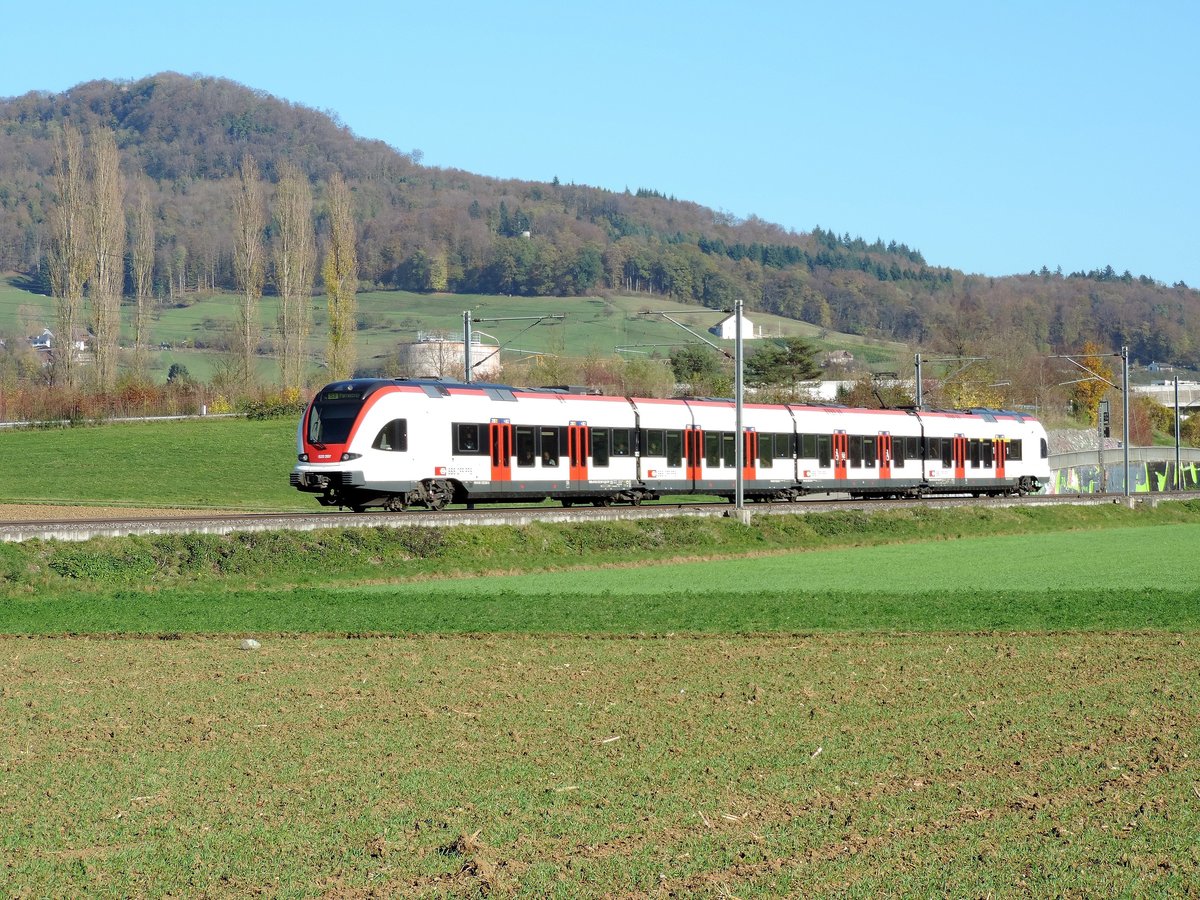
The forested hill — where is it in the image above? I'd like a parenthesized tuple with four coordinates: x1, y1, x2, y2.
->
(1, 72, 1197, 366)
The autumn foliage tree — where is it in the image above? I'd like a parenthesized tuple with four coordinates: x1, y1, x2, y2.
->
(87, 127, 125, 393)
(129, 181, 156, 379)
(232, 154, 266, 387)
(272, 162, 316, 395)
(47, 122, 88, 388)
(1070, 341, 1116, 424)
(322, 172, 357, 380)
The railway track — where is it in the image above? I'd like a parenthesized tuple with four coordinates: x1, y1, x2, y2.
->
(0, 492, 1182, 543)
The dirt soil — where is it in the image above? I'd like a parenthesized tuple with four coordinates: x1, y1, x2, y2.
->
(2, 632, 1197, 897)
(0, 504, 229, 522)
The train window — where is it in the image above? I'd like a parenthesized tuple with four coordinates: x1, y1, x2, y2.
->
(970, 439, 981, 468)
(905, 436, 919, 461)
(665, 431, 683, 467)
(592, 429, 610, 467)
(308, 401, 360, 445)
(863, 436, 876, 468)
(1040, 438, 1048, 459)
(942, 440, 953, 468)
(371, 419, 408, 452)
(644, 429, 665, 457)
(759, 434, 773, 467)
(817, 434, 831, 468)
(453, 422, 485, 455)
(983, 440, 994, 468)
(722, 432, 736, 468)
(775, 433, 793, 459)
(1009, 439, 1023, 461)
(539, 428, 561, 466)
(800, 433, 817, 458)
(849, 435, 863, 468)
(612, 429, 632, 456)
(893, 438, 905, 468)
(515, 427, 536, 467)
(705, 432, 721, 467)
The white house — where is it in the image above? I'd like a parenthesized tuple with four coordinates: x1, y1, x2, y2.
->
(28, 328, 89, 353)
(708, 312, 758, 341)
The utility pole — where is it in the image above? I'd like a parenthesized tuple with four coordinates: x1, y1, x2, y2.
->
(1053, 349, 1130, 497)
(912, 354, 986, 408)
(463, 310, 473, 383)
(467, 313, 565, 380)
(1175, 375, 1182, 491)
(638, 307, 745, 516)
(1122, 346, 1130, 497)
(734, 298, 744, 512)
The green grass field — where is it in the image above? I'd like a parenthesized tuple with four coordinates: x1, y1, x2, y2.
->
(0, 273, 907, 385)
(1, 415, 1199, 896)
(0, 416, 303, 509)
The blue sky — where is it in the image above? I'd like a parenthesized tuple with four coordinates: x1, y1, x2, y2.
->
(4, 0, 1197, 286)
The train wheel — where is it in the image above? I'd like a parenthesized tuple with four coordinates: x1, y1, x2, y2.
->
(561, 499, 573, 508)
(593, 497, 612, 507)
(630, 494, 643, 506)
(423, 479, 452, 511)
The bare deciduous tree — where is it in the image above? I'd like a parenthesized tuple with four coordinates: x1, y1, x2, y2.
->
(130, 180, 156, 379)
(47, 122, 89, 388)
(232, 154, 266, 387)
(322, 172, 357, 380)
(87, 128, 125, 392)
(272, 162, 316, 395)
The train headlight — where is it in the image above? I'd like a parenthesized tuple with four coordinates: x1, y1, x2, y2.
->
(341, 452, 362, 461)
(298, 453, 309, 462)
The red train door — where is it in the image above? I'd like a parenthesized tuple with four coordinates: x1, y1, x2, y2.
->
(878, 433, 892, 480)
(953, 435, 967, 481)
(833, 431, 848, 481)
(567, 422, 589, 484)
(685, 428, 703, 487)
(489, 421, 513, 482)
(743, 430, 757, 483)
(995, 438, 1006, 478)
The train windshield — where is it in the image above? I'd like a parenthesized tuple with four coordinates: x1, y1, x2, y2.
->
(307, 389, 366, 446)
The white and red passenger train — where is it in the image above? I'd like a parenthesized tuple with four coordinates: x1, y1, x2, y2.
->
(290, 378, 1050, 511)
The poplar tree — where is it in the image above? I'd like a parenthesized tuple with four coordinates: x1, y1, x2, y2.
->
(272, 162, 316, 395)
(130, 181, 156, 380)
(232, 154, 266, 387)
(322, 172, 357, 380)
(47, 122, 89, 388)
(87, 128, 125, 392)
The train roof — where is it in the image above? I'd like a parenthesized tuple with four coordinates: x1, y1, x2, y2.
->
(312, 379, 1040, 424)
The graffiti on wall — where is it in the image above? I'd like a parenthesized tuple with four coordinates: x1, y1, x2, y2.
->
(1048, 461, 1200, 494)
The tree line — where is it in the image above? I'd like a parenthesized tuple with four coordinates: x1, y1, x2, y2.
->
(1, 72, 1199, 379)
(40, 121, 358, 395)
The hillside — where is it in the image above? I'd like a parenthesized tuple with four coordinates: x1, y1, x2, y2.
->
(0, 274, 906, 387)
(1, 72, 1198, 368)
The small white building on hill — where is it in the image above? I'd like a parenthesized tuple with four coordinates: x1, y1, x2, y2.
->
(708, 312, 758, 340)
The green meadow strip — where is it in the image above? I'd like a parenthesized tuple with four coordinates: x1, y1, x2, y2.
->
(2, 508, 1198, 635)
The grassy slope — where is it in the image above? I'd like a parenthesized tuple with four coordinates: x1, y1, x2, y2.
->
(0, 274, 907, 383)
